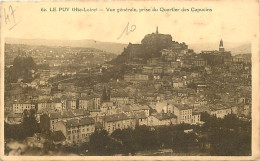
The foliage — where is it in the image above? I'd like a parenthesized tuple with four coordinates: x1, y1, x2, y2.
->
(87, 114, 251, 156)
(5, 109, 40, 140)
(23, 109, 40, 136)
(200, 113, 251, 155)
(209, 128, 251, 155)
(88, 129, 123, 155)
(5, 56, 36, 83)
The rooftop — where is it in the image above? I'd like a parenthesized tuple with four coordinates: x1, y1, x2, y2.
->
(104, 113, 130, 122)
(173, 104, 193, 110)
(152, 112, 177, 121)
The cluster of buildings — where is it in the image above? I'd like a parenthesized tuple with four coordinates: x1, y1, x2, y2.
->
(4, 28, 251, 146)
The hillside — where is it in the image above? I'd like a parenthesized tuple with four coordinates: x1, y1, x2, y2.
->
(189, 42, 251, 55)
(5, 38, 127, 55)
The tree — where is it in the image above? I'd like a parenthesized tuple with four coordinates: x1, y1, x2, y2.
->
(111, 128, 136, 155)
(6, 56, 37, 83)
(133, 125, 160, 151)
(4, 122, 27, 140)
(88, 129, 122, 155)
(171, 131, 197, 152)
(22, 109, 40, 137)
(209, 128, 251, 155)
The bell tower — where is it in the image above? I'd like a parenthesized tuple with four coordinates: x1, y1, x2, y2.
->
(219, 39, 225, 52)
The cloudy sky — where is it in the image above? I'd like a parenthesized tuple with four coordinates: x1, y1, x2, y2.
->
(1, 0, 258, 44)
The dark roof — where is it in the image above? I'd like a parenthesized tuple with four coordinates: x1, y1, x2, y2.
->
(61, 111, 74, 118)
(110, 91, 129, 97)
(51, 130, 66, 142)
(95, 122, 103, 129)
(152, 113, 177, 121)
(121, 105, 131, 112)
(131, 104, 150, 111)
(89, 109, 101, 112)
(134, 111, 147, 119)
(104, 113, 130, 122)
(66, 117, 95, 127)
(66, 119, 79, 127)
(79, 117, 95, 125)
(73, 109, 89, 116)
(192, 111, 200, 115)
(173, 104, 193, 110)
(50, 112, 62, 119)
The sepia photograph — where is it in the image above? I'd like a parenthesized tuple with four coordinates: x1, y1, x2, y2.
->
(0, 0, 259, 160)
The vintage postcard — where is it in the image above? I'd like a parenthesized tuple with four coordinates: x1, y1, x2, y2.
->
(0, 0, 259, 160)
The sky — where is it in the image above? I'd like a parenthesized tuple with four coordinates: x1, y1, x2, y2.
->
(1, 0, 258, 45)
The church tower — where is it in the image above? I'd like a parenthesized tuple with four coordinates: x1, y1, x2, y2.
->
(219, 39, 225, 52)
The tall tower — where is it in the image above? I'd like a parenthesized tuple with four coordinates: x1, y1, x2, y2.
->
(156, 26, 159, 34)
(219, 39, 225, 52)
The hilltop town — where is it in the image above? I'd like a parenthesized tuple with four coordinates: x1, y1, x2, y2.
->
(4, 28, 251, 155)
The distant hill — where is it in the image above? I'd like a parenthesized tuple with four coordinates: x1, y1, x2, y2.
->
(234, 53, 251, 60)
(189, 42, 251, 55)
(5, 38, 127, 55)
(6, 38, 251, 56)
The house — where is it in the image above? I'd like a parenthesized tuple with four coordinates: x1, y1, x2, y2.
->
(142, 66, 153, 74)
(66, 98, 78, 110)
(124, 73, 149, 82)
(101, 102, 118, 115)
(153, 67, 163, 74)
(102, 113, 136, 134)
(191, 112, 201, 124)
(12, 102, 36, 114)
(194, 59, 207, 66)
(210, 106, 232, 118)
(73, 109, 90, 119)
(110, 91, 129, 106)
(49, 112, 62, 132)
(124, 74, 136, 82)
(173, 104, 193, 124)
(154, 101, 172, 113)
(78, 97, 92, 110)
(133, 111, 149, 126)
(148, 112, 177, 126)
(55, 117, 95, 145)
(130, 104, 150, 116)
(147, 58, 159, 65)
(92, 94, 101, 109)
(53, 99, 64, 111)
(135, 74, 149, 81)
(172, 80, 184, 88)
(37, 99, 54, 112)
